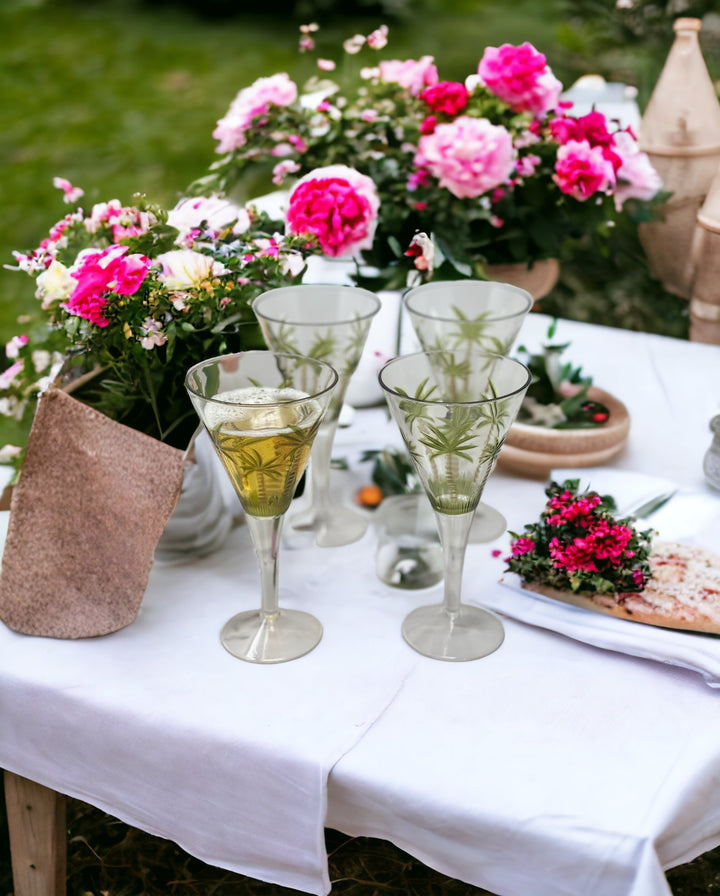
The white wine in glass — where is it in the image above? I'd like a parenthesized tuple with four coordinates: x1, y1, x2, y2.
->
(186, 351, 338, 663)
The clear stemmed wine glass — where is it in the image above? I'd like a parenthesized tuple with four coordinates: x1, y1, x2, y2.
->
(379, 348, 530, 661)
(252, 284, 381, 547)
(185, 351, 338, 663)
(402, 279, 532, 544)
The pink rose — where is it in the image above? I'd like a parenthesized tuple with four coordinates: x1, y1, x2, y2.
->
(66, 245, 151, 327)
(378, 56, 439, 95)
(213, 73, 298, 154)
(478, 42, 562, 117)
(420, 81, 469, 116)
(286, 164, 380, 257)
(413, 116, 515, 199)
(552, 139, 616, 201)
(611, 131, 663, 210)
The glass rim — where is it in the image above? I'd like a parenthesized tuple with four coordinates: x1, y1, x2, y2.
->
(402, 279, 532, 322)
(185, 350, 339, 406)
(252, 284, 382, 326)
(378, 349, 531, 406)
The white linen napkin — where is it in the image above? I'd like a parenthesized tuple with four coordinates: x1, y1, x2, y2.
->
(483, 468, 720, 687)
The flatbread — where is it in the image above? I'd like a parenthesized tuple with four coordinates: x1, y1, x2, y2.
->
(522, 541, 720, 635)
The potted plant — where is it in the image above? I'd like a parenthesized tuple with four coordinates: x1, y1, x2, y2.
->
(498, 319, 630, 477)
(195, 24, 662, 295)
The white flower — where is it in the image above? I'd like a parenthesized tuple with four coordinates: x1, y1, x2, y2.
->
(156, 249, 228, 289)
(343, 33, 366, 54)
(279, 251, 306, 278)
(31, 350, 52, 374)
(34, 261, 76, 308)
(167, 195, 251, 242)
(0, 444, 22, 463)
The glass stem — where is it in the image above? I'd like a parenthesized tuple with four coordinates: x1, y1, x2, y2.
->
(309, 419, 339, 515)
(434, 509, 475, 617)
(244, 514, 283, 619)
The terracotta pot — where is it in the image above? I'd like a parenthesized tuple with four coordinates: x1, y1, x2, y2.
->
(484, 258, 560, 301)
(498, 387, 630, 479)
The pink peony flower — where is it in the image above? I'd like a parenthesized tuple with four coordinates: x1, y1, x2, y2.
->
(378, 56, 439, 95)
(478, 42, 562, 117)
(420, 81, 469, 116)
(213, 73, 298, 154)
(414, 116, 515, 199)
(552, 139, 616, 201)
(611, 131, 663, 210)
(285, 164, 380, 257)
(66, 245, 151, 327)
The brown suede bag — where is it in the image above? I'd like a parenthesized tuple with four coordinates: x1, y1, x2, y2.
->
(0, 388, 185, 638)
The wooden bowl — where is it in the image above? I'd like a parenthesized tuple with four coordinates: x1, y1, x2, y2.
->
(498, 387, 630, 479)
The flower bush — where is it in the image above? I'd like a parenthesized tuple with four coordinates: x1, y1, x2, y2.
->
(506, 479, 653, 595)
(197, 24, 662, 287)
(0, 182, 314, 472)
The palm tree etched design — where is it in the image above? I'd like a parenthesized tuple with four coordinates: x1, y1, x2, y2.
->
(252, 284, 381, 547)
(403, 279, 532, 544)
(380, 349, 530, 662)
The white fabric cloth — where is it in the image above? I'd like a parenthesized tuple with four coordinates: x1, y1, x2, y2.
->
(2, 316, 720, 896)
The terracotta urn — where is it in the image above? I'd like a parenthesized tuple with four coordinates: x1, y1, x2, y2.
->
(638, 18, 720, 299)
(498, 387, 631, 479)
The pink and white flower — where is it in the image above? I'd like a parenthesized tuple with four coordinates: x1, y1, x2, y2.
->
(414, 116, 515, 199)
(285, 164, 380, 257)
(213, 73, 298, 154)
(478, 42, 562, 117)
(66, 246, 152, 327)
(5, 335, 28, 359)
(53, 176, 84, 204)
(611, 131, 664, 210)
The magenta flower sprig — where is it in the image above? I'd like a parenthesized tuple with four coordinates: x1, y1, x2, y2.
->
(506, 479, 653, 595)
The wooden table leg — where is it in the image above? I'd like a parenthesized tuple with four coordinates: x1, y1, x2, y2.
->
(4, 770, 67, 896)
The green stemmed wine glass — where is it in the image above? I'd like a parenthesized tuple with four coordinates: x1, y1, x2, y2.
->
(403, 279, 532, 544)
(379, 348, 530, 661)
(253, 285, 381, 547)
(185, 351, 338, 663)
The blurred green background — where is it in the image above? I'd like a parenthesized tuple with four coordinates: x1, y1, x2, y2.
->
(1, 0, 719, 349)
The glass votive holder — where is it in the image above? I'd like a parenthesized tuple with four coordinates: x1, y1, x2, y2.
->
(374, 493, 443, 590)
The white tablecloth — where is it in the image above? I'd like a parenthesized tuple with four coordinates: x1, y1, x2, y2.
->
(2, 314, 720, 896)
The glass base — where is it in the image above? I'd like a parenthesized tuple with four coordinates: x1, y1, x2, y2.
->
(290, 503, 368, 547)
(220, 609, 323, 663)
(401, 603, 505, 661)
(467, 502, 507, 544)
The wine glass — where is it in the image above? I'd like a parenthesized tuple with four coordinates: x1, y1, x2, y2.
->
(252, 284, 381, 547)
(402, 279, 532, 543)
(378, 348, 530, 661)
(185, 351, 338, 663)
